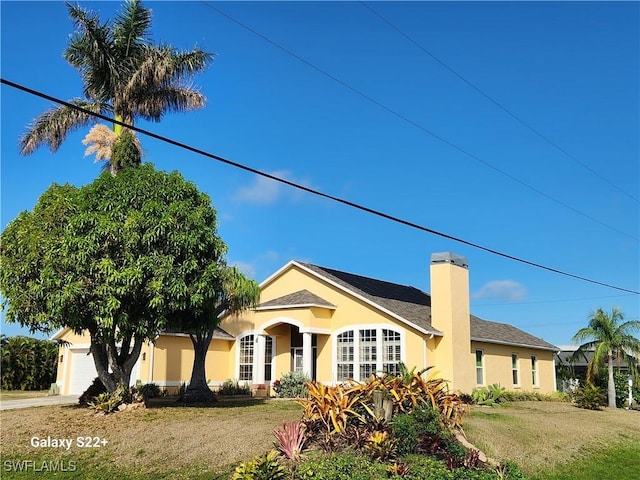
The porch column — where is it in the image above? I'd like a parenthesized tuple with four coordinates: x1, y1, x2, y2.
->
(254, 334, 266, 385)
(302, 332, 313, 379)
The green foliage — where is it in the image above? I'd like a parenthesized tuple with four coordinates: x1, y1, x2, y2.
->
(273, 372, 311, 398)
(233, 450, 287, 480)
(88, 389, 125, 414)
(472, 384, 505, 406)
(294, 451, 389, 480)
(392, 413, 419, 456)
(219, 379, 252, 396)
(79, 377, 108, 406)
(110, 130, 141, 172)
(500, 390, 572, 403)
(0, 164, 230, 391)
(0, 336, 58, 390)
(573, 382, 606, 410)
(138, 383, 161, 400)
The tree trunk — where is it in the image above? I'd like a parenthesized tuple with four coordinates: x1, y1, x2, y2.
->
(89, 334, 143, 394)
(607, 350, 617, 408)
(90, 337, 117, 392)
(181, 332, 216, 403)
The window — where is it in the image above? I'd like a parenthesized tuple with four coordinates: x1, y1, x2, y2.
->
(475, 350, 484, 385)
(511, 354, 519, 385)
(336, 327, 403, 382)
(359, 329, 377, 379)
(382, 329, 402, 376)
(336, 331, 354, 381)
(239, 335, 254, 381)
(531, 355, 538, 386)
(264, 336, 273, 382)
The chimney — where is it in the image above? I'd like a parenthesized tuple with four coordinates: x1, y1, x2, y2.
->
(430, 252, 474, 392)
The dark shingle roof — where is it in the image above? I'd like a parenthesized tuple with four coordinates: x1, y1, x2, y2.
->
(258, 289, 336, 309)
(296, 262, 557, 350)
(298, 262, 439, 335)
(470, 316, 557, 351)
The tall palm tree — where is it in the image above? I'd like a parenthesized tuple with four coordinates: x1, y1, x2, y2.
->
(572, 307, 640, 408)
(20, 0, 213, 173)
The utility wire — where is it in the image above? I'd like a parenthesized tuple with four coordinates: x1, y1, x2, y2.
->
(360, 1, 639, 204)
(201, 1, 639, 242)
(2, 77, 638, 295)
(471, 293, 635, 307)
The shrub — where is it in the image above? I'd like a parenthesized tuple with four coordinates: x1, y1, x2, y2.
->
(219, 379, 252, 396)
(138, 382, 161, 400)
(574, 382, 606, 410)
(273, 372, 310, 398)
(88, 388, 124, 414)
(294, 451, 388, 480)
(0, 336, 59, 391)
(472, 384, 505, 406)
(79, 377, 108, 406)
(392, 413, 419, 455)
(363, 430, 397, 461)
(233, 450, 288, 480)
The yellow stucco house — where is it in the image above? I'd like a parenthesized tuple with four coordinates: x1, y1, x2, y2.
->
(54, 252, 558, 395)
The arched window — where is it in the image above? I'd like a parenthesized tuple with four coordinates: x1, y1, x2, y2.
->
(335, 327, 403, 382)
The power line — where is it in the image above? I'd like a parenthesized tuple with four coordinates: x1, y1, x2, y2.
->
(471, 293, 636, 307)
(200, 1, 639, 242)
(360, 1, 639, 204)
(2, 77, 638, 295)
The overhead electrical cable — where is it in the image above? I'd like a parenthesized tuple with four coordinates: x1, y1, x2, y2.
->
(2, 78, 638, 295)
(200, 1, 639, 242)
(360, 1, 639, 204)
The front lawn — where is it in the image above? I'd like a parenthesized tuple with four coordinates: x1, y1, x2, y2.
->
(464, 401, 640, 479)
(2, 398, 638, 479)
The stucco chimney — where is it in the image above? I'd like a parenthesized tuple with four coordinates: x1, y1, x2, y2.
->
(429, 252, 474, 393)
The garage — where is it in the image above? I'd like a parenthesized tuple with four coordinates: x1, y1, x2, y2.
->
(67, 348, 98, 395)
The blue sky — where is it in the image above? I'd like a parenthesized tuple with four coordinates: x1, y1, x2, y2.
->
(1, 1, 638, 347)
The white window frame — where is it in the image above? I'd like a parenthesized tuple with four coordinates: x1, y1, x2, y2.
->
(237, 333, 255, 382)
(236, 332, 276, 384)
(511, 353, 519, 386)
(531, 355, 538, 387)
(475, 349, 485, 386)
(332, 325, 405, 383)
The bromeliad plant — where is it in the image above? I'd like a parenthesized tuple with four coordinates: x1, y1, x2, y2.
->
(273, 420, 308, 462)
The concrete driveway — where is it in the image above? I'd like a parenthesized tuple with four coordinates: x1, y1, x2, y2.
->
(0, 395, 79, 411)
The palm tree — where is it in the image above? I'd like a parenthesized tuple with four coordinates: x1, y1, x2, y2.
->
(572, 307, 640, 408)
(20, 0, 213, 173)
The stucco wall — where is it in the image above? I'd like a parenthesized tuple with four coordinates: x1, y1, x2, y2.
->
(472, 341, 556, 393)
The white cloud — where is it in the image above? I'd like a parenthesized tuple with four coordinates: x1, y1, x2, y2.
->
(233, 170, 311, 205)
(472, 280, 527, 302)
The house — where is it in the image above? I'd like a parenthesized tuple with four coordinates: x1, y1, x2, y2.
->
(53, 252, 558, 395)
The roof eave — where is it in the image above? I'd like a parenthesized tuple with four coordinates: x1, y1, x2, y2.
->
(471, 336, 558, 352)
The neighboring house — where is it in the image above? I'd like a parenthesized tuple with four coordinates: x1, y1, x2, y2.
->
(555, 345, 639, 392)
(53, 252, 558, 395)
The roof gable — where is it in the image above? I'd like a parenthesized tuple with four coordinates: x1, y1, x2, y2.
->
(257, 289, 336, 310)
(260, 260, 557, 351)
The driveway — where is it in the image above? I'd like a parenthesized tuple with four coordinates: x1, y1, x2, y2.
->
(0, 395, 80, 411)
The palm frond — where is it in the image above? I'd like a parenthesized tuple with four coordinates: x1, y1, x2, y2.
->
(133, 86, 207, 120)
(64, 3, 117, 101)
(20, 99, 108, 155)
(113, 0, 152, 58)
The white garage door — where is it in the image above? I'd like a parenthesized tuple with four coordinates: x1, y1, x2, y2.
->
(68, 349, 98, 395)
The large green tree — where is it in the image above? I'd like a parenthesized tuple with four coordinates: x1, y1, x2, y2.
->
(19, 0, 213, 173)
(572, 307, 640, 408)
(0, 164, 232, 392)
(170, 267, 260, 403)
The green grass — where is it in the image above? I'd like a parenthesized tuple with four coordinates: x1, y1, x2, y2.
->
(531, 440, 640, 480)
